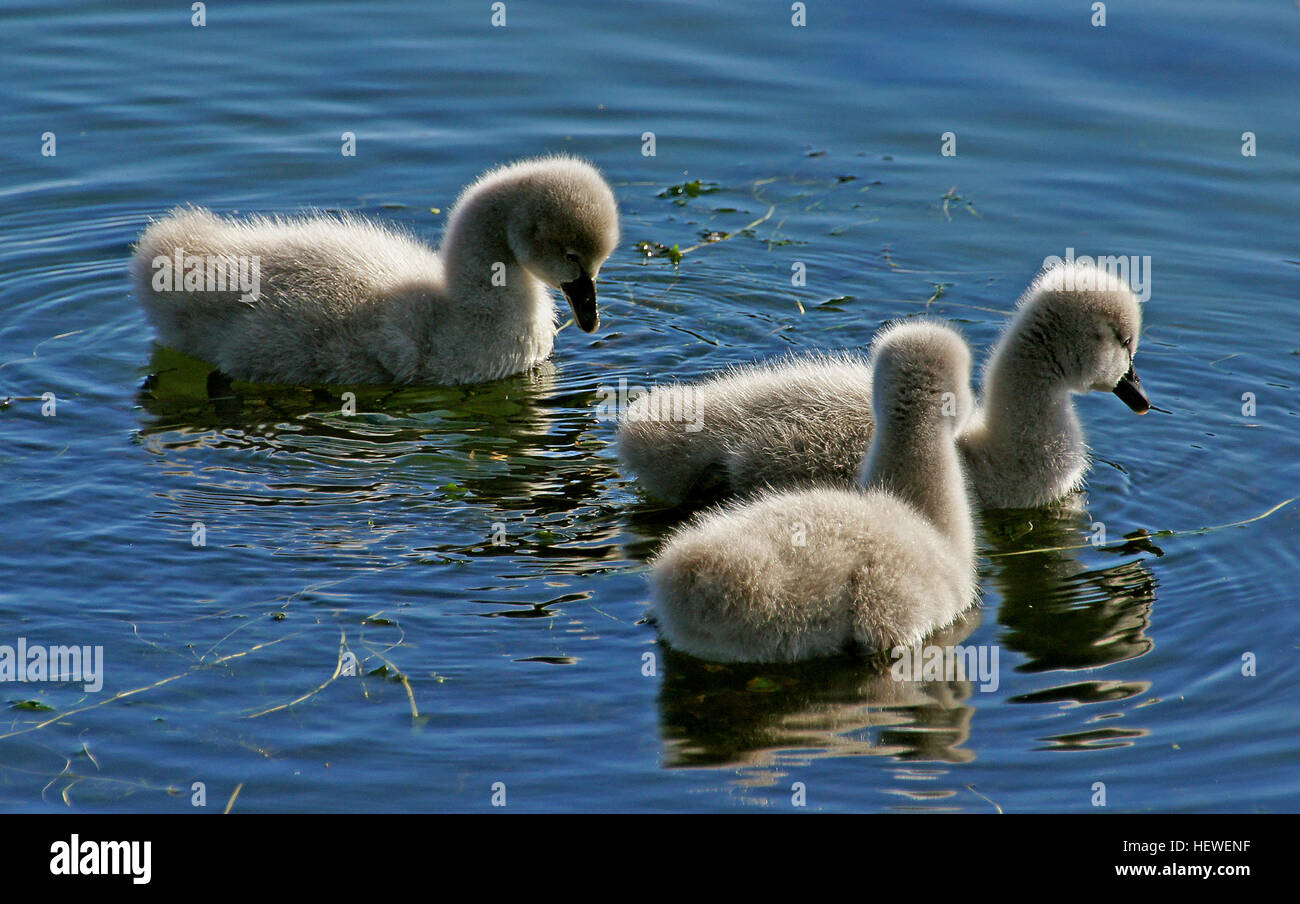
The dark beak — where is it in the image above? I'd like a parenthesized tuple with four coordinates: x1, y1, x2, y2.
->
(1113, 362, 1150, 414)
(560, 272, 599, 333)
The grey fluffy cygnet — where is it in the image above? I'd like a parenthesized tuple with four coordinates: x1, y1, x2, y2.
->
(618, 261, 1148, 509)
(649, 321, 978, 663)
(131, 156, 620, 385)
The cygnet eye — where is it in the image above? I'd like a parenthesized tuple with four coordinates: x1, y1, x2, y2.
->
(564, 251, 580, 264)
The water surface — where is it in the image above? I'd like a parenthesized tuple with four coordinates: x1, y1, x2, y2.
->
(1, 0, 1297, 812)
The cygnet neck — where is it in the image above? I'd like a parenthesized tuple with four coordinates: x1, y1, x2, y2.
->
(440, 188, 545, 317)
(970, 332, 1084, 487)
(860, 403, 972, 558)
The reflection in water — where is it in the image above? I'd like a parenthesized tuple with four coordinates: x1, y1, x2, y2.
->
(983, 502, 1158, 752)
(137, 345, 565, 472)
(983, 503, 1159, 673)
(135, 345, 632, 586)
(654, 611, 982, 774)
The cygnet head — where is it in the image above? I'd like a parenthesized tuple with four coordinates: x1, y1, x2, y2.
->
(869, 319, 975, 437)
(1008, 260, 1149, 413)
(458, 155, 619, 333)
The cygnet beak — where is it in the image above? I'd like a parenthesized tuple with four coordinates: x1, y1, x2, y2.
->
(1113, 362, 1150, 414)
(561, 271, 599, 333)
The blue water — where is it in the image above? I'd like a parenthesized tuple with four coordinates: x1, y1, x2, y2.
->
(1, 0, 1297, 812)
